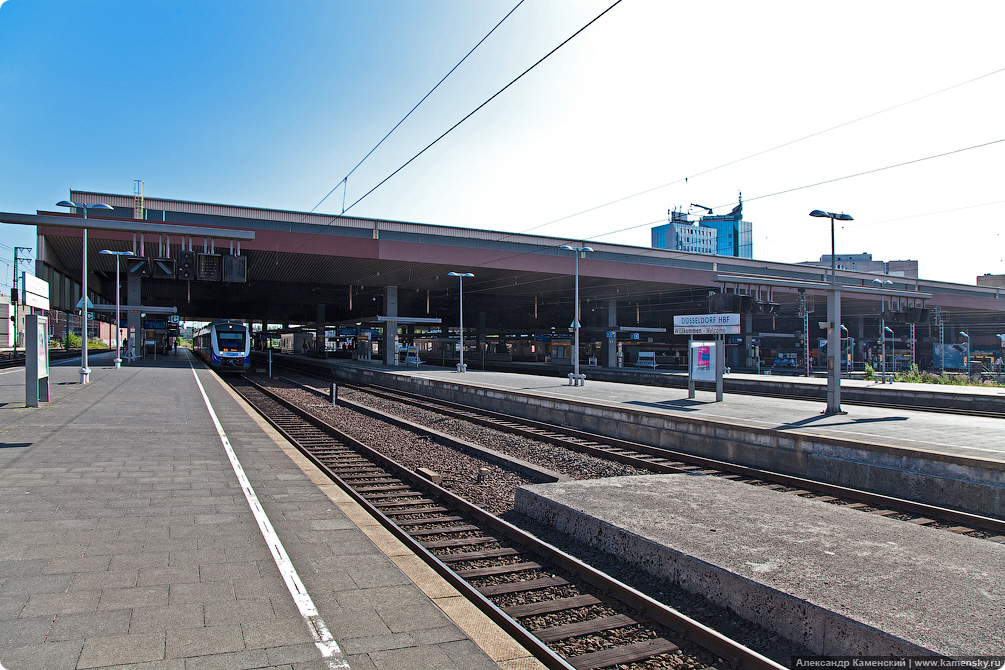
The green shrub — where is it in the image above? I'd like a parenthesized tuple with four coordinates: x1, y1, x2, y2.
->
(894, 364, 1004, 388)
(863, 363, 875, 381)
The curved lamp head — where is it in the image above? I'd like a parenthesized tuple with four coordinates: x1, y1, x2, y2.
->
(809, 209, 853, 221)
(560, 245, 594, 253)
(447, 272, 474, 278)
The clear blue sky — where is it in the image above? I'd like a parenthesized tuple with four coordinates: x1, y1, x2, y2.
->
(2, 0, 1004, 291)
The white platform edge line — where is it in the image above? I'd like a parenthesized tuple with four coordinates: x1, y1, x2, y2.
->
(190, 364, 350, 669)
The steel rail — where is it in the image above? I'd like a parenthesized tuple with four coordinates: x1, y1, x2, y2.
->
(231, 375, 784, 670)
(350, 382, 1005, 536)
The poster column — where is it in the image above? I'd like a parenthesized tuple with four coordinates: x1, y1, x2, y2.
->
(25, 314, 49, 407)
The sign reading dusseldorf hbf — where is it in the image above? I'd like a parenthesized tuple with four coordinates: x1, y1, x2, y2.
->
(673, 313, 740, 335)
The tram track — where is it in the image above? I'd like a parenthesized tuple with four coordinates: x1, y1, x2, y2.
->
(226, 373, 786, 670)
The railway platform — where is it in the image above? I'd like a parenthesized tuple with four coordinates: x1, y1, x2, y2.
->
(515, 472, 1005, 657)
(281, 356, 1005, 519)
(0, 352, 541, 670)
(389, 366, 1005, 462)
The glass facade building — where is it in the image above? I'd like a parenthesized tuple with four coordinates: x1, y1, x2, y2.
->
(652, 200, 752, 259)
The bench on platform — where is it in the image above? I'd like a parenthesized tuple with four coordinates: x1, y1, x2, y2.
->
(403, 354, 424, 367)
(633, 351, 658, 368)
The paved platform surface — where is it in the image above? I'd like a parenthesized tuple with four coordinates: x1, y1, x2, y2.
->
(372, 364, 1005, 464)
(0, 351, 541, 670)
(516, 473, 1005, 656)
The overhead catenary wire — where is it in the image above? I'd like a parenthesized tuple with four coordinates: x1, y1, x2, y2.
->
(289, 0, 625, 256)
(340, 0, 625, 216)
(287, 58, 1005, 294)
(308, 0, 527, 218)
(304, 133, 1005, 299)
(513, 65, 1005, 237)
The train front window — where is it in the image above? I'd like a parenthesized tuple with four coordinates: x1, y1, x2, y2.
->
(217, 330, 246, 351)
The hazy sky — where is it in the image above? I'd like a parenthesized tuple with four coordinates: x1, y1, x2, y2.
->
(2, 0, 1003, 293)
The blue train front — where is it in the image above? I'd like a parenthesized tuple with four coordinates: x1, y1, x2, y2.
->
(193, 320, 251, 371)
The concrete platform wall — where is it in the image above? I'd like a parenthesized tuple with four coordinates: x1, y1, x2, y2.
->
(334, 365, 1005, 519)
(513, 483, 934, 657)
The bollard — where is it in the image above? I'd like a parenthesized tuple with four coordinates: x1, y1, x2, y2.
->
(331, 382, 338, 408)
(477, 467, 489, 485)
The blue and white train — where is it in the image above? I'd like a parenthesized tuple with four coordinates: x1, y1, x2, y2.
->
(192, 320, 251, 371)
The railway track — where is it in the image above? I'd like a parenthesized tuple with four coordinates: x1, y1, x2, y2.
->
(342, 380, 1005, 542)
(228, 374, 784, 670)
(0, 349, 79, 369)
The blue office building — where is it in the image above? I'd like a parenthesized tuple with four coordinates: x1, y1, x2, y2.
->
(652, 197, 752, 258)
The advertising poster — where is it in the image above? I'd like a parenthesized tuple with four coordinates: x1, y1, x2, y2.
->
(690, 341, 717, 382)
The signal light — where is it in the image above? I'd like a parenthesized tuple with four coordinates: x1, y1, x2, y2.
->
(177, 251, 195, 280)
(152, 258, 175, 279)
(126, 256, 151, 276)
(196, 253, 221, 281)
(222, 255, 247, 282)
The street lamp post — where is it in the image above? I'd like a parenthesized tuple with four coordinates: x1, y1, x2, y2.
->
(872, 279, 893, 382)
(100, 250, 132, 369)
(959, 331, 970, 376)
(884, 325, 895, 379)
(560, 245, 593, 386)
(447, 272, 473, 372)
(58, 200, 114, 384)
(810, 210, 853, 414)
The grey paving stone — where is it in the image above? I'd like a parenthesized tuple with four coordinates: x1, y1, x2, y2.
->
(291, 661, 341, 670)
(20, 589, 100, 617)
(127, 603, 205, 634)
(409, 625, 471, 646)
(264, 643, 324, 666)
(338, 632, 418, 655)
(345, 564, 412, 590)
(97, 585, 170, 610)
(0, 614, 53, 646)
(180, 648, 270, 670)
(241, 618, 315, 649)
(0, 594, 27, 618)
(69, 568, 139, 591)
(165, 623, 245, 658)
(48, 608, 132, 641)
(102, 660, 186, 670)
(0, 557, 47, 577)
(136, 566, 200, 587)
(167, 581, 235, 606)
(343, 654, 378, 670)
(197, 561, 261, 583)
(365, 644, 459, 670)
(44, 555, 112, 575)
(167, 549, 229, 568)
(0, 573, 73, 596)
(109, 552, 171, 571)
(0, 363, 500, 670)
(376, 600, 455, 635)
(441, 638, 507, 670)
(319, 606, 393, 642)
(76, 631, 166, 668)
(331, 585, 434, 610)
(0, 638, 83, 670)
(233, 575, 288, 601)
(203, 597, 274, 628)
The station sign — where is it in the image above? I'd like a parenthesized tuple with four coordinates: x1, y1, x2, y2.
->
(21, 272, 50, 310)
(673, 313, 740, 335)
